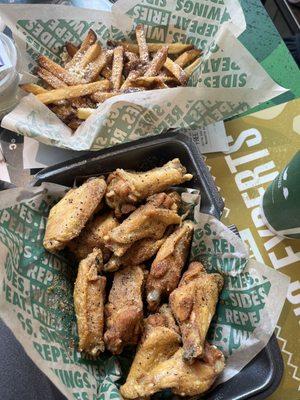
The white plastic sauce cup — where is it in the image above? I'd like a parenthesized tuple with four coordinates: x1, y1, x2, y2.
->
(0, 32, 21, 119)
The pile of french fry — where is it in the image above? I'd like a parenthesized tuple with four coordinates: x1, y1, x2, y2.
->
(21, 25, 201, 132)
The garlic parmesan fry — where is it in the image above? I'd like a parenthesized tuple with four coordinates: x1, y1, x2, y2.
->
(135, 24, 149, 63)
(129, 76, 176, 88)
(84, 50, 108, 82)
(20, 83, 47, 95)
(38, 55, 80, 86)
(164, 57, 188, 85)
(65, 29, 97, 69)
(36, 80, 110, 104)
(109, 41, 194, 55)
(77, 107, 95, 120)
(91, 91, 118, 103)
(79, 43, 101, 68)
(121, 70, 142, 91)
(101, 66, 112, 79)
(144, 46, 168, 77)
(37, 67, 68, 89)
(111, 46, 124, 91)
(174, 49, 201, 68)
(184, 58, 201, 78)
(65, 42, 78, 58)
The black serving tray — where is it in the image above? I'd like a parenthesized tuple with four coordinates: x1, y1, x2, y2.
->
(29, 131, 283, 400)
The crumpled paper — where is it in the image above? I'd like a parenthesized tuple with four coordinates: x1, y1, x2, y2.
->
(0, 183, 289, 399)
(0, 1, 287, 151)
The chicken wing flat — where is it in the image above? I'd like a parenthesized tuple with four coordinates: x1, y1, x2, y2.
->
(104, 193, 181, 257)
(146, 221, 194, 311)
(68, 211, 119, 261)
(170, 262, 224, 362)
(144, 304, 180, 338)
(104, 229, 172, 272)
(44, 178, 107, 252)
(120, 319, 225, 398)
(74, 249, 106, 356)
(105, 158, 192, 216)
(104, 264, 146, 354)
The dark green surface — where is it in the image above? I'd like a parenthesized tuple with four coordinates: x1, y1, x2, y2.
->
(237, 0, 300, 115)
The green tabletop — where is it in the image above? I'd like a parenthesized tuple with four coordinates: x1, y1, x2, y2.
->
(237, 0, 300, 114)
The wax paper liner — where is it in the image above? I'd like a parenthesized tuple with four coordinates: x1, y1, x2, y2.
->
(0, 2, 288, 151)
(0, 183, 289, 399)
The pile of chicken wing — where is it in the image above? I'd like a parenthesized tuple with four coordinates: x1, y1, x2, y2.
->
(43, 158, 225, 398)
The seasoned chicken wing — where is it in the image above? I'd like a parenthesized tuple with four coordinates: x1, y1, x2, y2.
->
(74, 249, 106, 356)
(104, 228, 172, 272)
(146, 221, 194, 311)
(104, 193, 181, 257)
(106, 158, 192, 216)
(68, 211, 119, 261)
(104, 264, 146, 354)
(120, 316, 225, 399)
(144, 304, 180, 338)
(44, 177, 107, 252)
(170, 262, 224, 362)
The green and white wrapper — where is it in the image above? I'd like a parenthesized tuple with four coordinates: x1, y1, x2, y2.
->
(0, 2, 287, 151)
(0, 184, 289, 399)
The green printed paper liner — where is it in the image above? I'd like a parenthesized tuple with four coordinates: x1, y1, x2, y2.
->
(0, 2, 288, 151)
(0, 184, 289, 399)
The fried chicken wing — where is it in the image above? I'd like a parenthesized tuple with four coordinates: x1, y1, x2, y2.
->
(104, 264, 146, 354)
(104, 228, 172, 272)
(68, 211, 119, 261)
(106, 159, 192, 216)
(104, 193, 181, 257)
(170, 262, 224, 362)
(120, 318, 225, 399)
(146, 221, 194, 311)
(144, 304, 180, 338)
(44, 177, 107, 252)
(74, 249, 106, 356)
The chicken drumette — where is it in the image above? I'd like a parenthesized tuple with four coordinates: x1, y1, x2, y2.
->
(170, 262, 224, 362)
(106, 158, 192, 216)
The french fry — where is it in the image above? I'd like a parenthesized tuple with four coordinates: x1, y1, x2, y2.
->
(111, 46, 124, 91)
(38, 55, 81, 85)
(135, 24, 149, 63)
(100, 50, 113, 79)
(184, 58, 201, 78)
(65, 29, 97, 69)
(101, 66, 112, 79)
(37, 67, 89, 108)
(144, 46, 168, 77)
(36, 80, 110, 104)
(84, 50, 108, 82)
(37, 67, 68, 89)
(124, 51, 140, 63)
(121, 70, 142, 91)
(130, 76, 177, 87)
(164, 57, 188, 85)
(20, 83, 47, 95)
(174, 49, 201, 68)
(108, 41, 193, 55)
(65, 42, 78, 58)
(78, 43, 101, 68)
(77, 107, 95, 120)
(91, 91, 118, 103)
